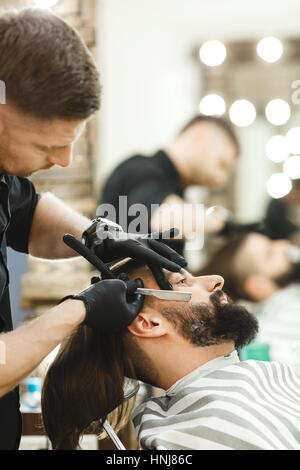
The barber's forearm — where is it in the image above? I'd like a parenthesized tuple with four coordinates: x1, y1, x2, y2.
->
(28, 193, 91, 259)
(0, 299, 85, 398)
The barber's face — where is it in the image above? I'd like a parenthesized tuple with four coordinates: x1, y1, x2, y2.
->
(200, 141, 236, 187)
(0, 104, 86, 177)
(191, 127, 237, 187)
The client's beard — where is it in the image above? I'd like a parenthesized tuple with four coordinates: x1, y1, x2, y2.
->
(161, 290, 259, 350)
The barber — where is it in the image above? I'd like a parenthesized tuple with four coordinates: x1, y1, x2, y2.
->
(100, 115, 240, 255)
(0, 8, 186, 450)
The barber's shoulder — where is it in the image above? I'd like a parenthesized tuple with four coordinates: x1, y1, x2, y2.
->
(118, 154, 163, 179)
(124, 154, 152, 170)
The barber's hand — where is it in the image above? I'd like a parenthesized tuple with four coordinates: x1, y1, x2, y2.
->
(60, 278, 144, 333)
(85, 225, 187, 273)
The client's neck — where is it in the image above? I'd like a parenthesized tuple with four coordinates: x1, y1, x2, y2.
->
(152, 340, 235, 390)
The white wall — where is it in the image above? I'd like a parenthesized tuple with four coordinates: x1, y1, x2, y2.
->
(96, 0, 300, 219)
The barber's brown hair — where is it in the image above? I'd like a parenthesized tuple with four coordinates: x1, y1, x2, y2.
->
(41, 326, 136, 450)
(0, 8, 101, 119)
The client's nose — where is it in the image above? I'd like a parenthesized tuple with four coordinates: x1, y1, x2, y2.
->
(199, 275, 225, 293)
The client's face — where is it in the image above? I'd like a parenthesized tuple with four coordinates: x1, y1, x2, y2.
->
(130, 266, 259, 350)
(235, 233, 292, 281)
(167, 269, 226, 304)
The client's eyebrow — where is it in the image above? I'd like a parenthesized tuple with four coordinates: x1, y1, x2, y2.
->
(167, 270, 187, 283)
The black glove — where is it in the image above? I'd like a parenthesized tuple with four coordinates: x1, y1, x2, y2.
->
(60, 277, 144, 333)
(83, 221, 187, 273)
(147, 265, 173, 291)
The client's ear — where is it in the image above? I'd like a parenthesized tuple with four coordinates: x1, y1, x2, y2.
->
(127, 312, 167, 338)
(244, 274, 278, 301)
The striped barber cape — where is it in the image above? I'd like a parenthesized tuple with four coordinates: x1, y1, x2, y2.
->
(132, 351, 300, 450)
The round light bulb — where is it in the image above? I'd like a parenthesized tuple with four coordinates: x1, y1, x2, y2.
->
(267, 173, 292, 199)
(283, 156, 300, 180)
(229, 99, 256, 127)
(199, 40, 227, 67)
(265, 135, 290, 163)
(199, 94, 226, 116)
(257, 37, 283, 63)
(286, 128, 300, 155)
(265, 99, 291, 126)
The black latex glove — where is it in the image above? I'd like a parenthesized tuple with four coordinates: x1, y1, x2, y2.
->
(148, 265, 173, 290)
(84, 226, 187, 273)
(60, 277, 144, 333)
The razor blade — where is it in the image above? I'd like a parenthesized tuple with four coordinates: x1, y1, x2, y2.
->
(136, 288, 192, 302)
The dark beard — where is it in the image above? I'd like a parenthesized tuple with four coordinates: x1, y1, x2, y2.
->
(161, 290, 259, 350)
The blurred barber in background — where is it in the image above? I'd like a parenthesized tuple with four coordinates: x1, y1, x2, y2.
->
(199, 232, 300, 372)
(99, 115, 239, 255)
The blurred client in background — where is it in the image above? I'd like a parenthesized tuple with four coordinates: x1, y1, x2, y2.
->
(99, 115, 239, 255)
(199, 232, 300, 371)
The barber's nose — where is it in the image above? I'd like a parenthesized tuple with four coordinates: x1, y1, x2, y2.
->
(200, 275, 224, 292)
(48, 147, 73, 168)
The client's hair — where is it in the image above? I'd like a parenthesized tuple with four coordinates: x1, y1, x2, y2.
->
(41, 325, 135, 450)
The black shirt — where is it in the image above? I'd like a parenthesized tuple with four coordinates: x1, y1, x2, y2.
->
(100, 150, 184, 254)
(0, 176, 39, 450)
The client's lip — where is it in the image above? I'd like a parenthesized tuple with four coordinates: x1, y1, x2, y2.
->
(219, 295, 228, 304)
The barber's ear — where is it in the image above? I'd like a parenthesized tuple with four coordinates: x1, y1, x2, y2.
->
(244, 274, 277, 301)
(127, 312, 167, 338)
